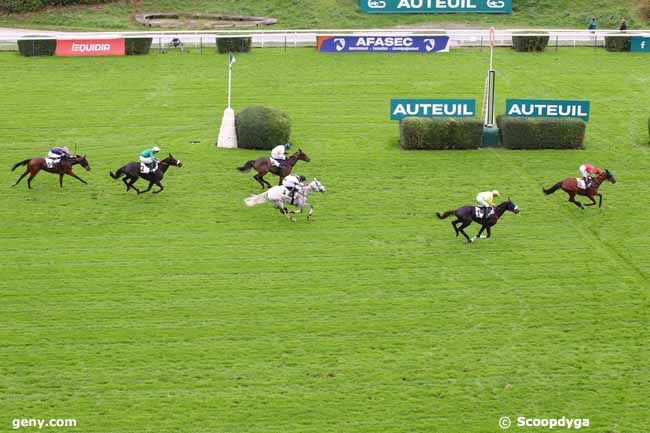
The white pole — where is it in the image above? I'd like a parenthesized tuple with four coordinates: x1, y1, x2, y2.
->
(227, 55, 232, 109)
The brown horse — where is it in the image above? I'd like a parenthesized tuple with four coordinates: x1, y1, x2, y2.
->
(237, 149, 310, 189)
(11, 154, 91, 189)
(543, 169, 616, 209)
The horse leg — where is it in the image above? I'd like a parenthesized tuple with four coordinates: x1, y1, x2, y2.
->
(152, 182, 164, 194)
(59, 173, 64, 188)
(473, 225, 486, 242)
(67, 171, 87, 185)
(457, 221, 472, 243)
(485, 226, 492, 238)
(12, 170, 29, 187)
(253, 174, 266, 189)
(568, 193, 584, 209)
(451, 220, 461, 237)
(584, 195, 597, 207)
(306, 204, 314, 221)
(139, 181, 154, 194)
(27, 172, 38, 189)
(596, 194, 603, 208)
(121, 176, 131, 191)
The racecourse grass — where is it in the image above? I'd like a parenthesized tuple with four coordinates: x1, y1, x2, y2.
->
(0, 0, 647, 31)
(0, 48, 649, 432)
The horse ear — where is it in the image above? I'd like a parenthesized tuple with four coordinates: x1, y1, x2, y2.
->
(299, 148, 302, 152)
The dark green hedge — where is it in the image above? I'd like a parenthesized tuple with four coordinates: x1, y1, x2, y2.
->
(236, 106, 291, 150)
(648, 115, 650, 143)
(400, 117, 483, 150)
(1, 0, 110, 13)
(216, 37, 252, 54)
(125, 38, 152, 55)
(17, 37, 55, 56)
(604, 35, 631, 52)
(512, 33, 550, 52)
(497, 116, 586, 149)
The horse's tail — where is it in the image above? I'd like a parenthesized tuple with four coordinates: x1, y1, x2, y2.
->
(244, 191, 269, 207)
(237, 160, 255, 172)
(543, 182, 562, 195)
(110, 166, 125, 179)
(436, 210, 455, 220)
(11, 159, 30, 172)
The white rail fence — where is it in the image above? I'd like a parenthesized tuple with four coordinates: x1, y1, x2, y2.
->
(1, 29, 649, 51)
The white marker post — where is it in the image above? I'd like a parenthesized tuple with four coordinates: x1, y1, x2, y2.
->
(217, 50, 238, 148)
(481, 27, 499, 147)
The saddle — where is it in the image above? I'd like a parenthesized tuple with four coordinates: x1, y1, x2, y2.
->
(45, 158, 57, 169)
(474, 207, 495, 219)
(576, 178, 590, 190)
(140, 163, 156, 174)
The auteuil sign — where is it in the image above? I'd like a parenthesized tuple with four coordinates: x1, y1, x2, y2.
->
(360, 0, 512, 13)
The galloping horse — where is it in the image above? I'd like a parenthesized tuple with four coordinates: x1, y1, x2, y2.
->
(109, 154, 183, 194)
(237, 149, 311, 189)
(244, 178, 326, 221)
(11, 154, 91, 189)
(437, 199, 520, 243)
(543, 169, 616, 209)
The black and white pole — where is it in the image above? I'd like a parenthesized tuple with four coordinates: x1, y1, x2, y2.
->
(217, 50, 238, 148)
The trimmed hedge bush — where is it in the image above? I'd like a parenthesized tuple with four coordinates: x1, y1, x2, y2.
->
(17, 37, 56, 56)
(512, 32, 550, 52)
(648, 115, 650, 143)
(604, 35, 631, 52)
(497, 116, 586, 149)
(236, 106, 291, 150)
(125, 38, 152, 55)
(1, 0, 110, 13)
(400, 117, 483, 150)
(216, 37, 252, 54)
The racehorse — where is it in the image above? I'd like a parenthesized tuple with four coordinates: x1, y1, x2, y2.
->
(244, 178, 326, 221)
(109, 154, 183, 194)
(11, 154, 91, 189)
(237, 149, 311, 189)
(543, 169, 616, 209)
(437, 199, 520, 243)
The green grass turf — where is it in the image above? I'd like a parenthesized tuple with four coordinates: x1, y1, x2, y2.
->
(0, 47, 649, 433)
(0, 0, 646, 31)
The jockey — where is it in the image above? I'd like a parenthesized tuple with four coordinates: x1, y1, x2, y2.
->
(282, 174, 306, 204)
(47, 146, 71, 166)
(579, 163, 603, 189)
(271, 143, 291, 167)
(139, 146, 160, 173)
(476, 190, 500, 222)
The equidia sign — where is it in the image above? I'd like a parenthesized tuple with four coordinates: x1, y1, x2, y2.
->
(506, 99, 590, 121)
(56, 39, 125, 56)
(360, 0, 512, 13)
(391, 99, 476, 120)
(317, 36, 450, 53)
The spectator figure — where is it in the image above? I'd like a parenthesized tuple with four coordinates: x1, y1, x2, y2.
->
(619, 18, 628, 32)
(588, 16, 597, 31)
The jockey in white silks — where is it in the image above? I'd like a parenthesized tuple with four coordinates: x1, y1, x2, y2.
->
(47, 146, 71, 166)
(270, 143, 291, 167)
(282, 174, 306, 204)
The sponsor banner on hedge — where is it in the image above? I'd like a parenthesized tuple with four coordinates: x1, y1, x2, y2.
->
(506, 99, 590, 121)
(631, 37, 650, 52)
(56, 38, 125, 57)
(360, 0, 512, 13)
(317, 35, 450, 53)
(391, 99, 476, 120)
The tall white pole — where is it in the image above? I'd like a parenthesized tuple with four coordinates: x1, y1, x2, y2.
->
(227, 56, 232, 109)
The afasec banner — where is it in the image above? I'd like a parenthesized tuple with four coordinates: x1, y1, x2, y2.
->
(391, 99, 476, 120)
(506, 99, 590, 121)
(318, 36, 449, 53)
(360, 0, 512, 13)
(631, 37, 650, 52)
(56, 39, 125, 56)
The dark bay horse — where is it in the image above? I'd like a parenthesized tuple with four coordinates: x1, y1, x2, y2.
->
(543, 169, 616, 209)
(237, 149, 310, 189)
(11, 154, 91, 189)
(437, 199, 520, 243)
(109, 154, 183, 194)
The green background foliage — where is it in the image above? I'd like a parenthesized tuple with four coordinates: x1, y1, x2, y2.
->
(235, 105, 292, 150)
(400, 117, 483, 150)
(497, 116, 586, 149)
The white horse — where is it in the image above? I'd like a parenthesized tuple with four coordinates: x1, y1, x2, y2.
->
(244, 178, 326, 221)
